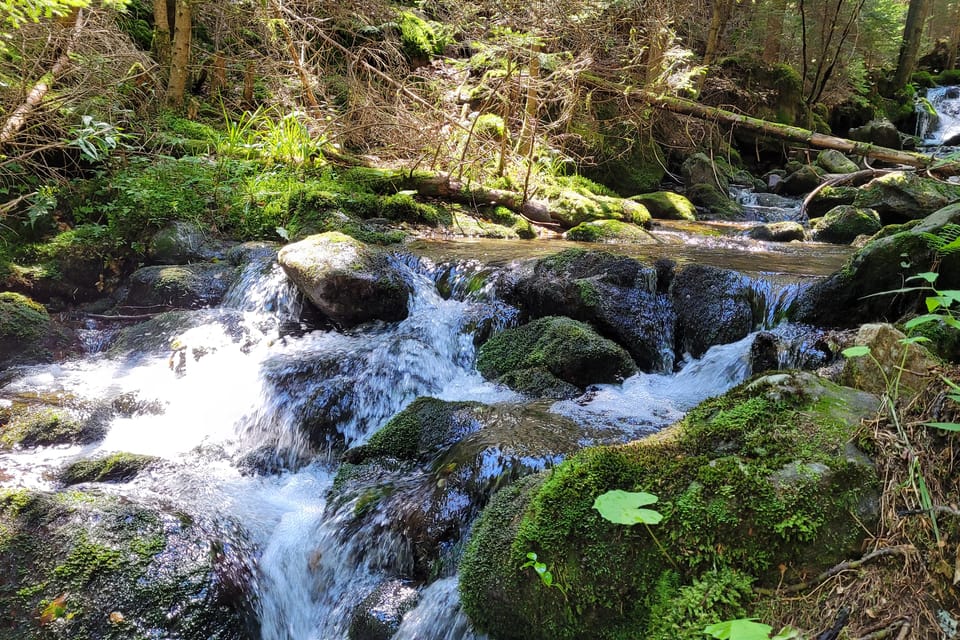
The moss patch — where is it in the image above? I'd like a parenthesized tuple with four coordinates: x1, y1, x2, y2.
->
(565, 219, 654, 243)
(59, 453, 157, 485)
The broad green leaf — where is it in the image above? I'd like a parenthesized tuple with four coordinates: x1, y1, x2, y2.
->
(924, 422, 960, 432)
(907, 272, 939, 283)
(842, 345, 871, 358)
(927, 297, 944, 312)
(944, 317, 960, 330)
(703, 618, 773, 640)
(899, 336, 930, 344)
(903, 314, 944, 329)
(593, 490, 663, 525)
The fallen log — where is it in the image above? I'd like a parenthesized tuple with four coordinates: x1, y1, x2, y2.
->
(581, 73, 960, 176)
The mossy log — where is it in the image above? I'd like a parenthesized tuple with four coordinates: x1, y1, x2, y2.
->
(581, 73, 960, 176)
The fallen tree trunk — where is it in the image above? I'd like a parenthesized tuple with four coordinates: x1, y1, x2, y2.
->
(402, 172, 556, 224)
(582, 73, 960, 175)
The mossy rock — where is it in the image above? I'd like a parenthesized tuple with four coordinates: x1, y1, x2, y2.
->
(853, 171, 960, 223)
(335, 398, 585, 580)
(500, 249, 673, 371)
(458, 372, 880, 640)
(450, 211, 534, 240)
(811, 205, 881, 244)
(477, 206, 537, 239)
(848, 119, 902, 149)
(816, 150, 859, 174)
(686, 183, 743, 219)
(547, 192, 651, 229)
(476, 316, 636, 396)
(59, 453, 157, 485)
(580, 136, 666, 197)
(0, 292, 53, 368)
(278, 232, 411, 328)
(629, 192, 697, 221)
(745, 221, 805, 242)
(807, 185, 859, 218)
(0, 489, 256, 639)
(681, 153, 730, 193)
(795, 202, 960, 327)
(840, 323, 940, 398)
(119, 263, 239, 310)
(0, 396, 109, 450)
(778, 164, 822, 196)
(564, 219, 655, 243)
(147, 222, 234, 265)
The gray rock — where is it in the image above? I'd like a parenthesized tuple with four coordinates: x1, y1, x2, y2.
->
(119, 263, 239, 310)
(811, 206, 881, 244)
(671, 264, 753, 358)
(816, 149, 859, 174)
(849, 119, 903, 149)
(746, 221, 805, 242)
(778, 164, 822, 196)
(349, 580, 419, 640)
(147, 221, 235, 264)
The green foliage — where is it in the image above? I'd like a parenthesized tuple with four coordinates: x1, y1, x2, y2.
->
(396, 11, 447, 61)
(936, 69, 960, 85)
(592, 490, 663, 525)
(1, 0, 128, 31)
(645, 569, 754, 640)
(703, 618, 799, 640)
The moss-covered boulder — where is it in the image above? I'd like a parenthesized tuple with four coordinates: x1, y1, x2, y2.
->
(807, 185, 859, 218)
(853, 171, 960, 223)
(840, 323, 940, 398)
(59, 452, 157, 485)
(147, 222, 234, 265)
(778, 164, 822, 196)
(278, 232, 411, 328)
(671, 264, 753, 358)
(450, 210, 536, 240)
(811, 205, 882, 244)
(119, 263, 239, 310)
(795, 202, 960, 327)
(848, 119, 903, 149)
(580, 136, 666, 196)
(564, 219, 655, 243)
(686, 183, 744, 219)
(476, 317, 636, 397)
(0, 292, 62, 369)
(458, 372, 880, 640)
(0, 394, 111, 450)
(682, 153, 730, 193)
(500, 249, 675, 371)
(745, 221, 805, 242)
(629, 192, 697, 221)
(0, 489, 256, 639)
(334, 398, 585, 580)
(816, 149, 859, 174)
(547, 192, 651, 229)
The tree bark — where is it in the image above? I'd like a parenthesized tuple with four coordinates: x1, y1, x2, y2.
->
(762, 0, 787, 63)
(166, 0, 192, 106)
(703, 0, 735, 69)
(580, 72, 960, 174)
(153, 0, 171, 72)
(0, 10, 84, 147)
(894, 0, 932, 91)
(515, 43, 542, 158)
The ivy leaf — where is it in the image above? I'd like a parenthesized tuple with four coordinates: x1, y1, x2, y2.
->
(703, 618, 773, 640)
(592, 490, 663, 525)
(841, 345, 871, 358)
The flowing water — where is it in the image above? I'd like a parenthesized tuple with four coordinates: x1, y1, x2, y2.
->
(920, 85, 960, 147)
(0, 239, 849, 639)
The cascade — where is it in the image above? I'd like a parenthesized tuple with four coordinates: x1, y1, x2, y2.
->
(920, 85, 960, 146)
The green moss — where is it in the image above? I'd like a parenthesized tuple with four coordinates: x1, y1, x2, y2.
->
(565, 219, 652, 243)
(473, 113, 507, 140)
(686, 184, 743, 219)
(59, 453, 157, 485)
(397, 11, 447, 61)
(0, 292, 48, 344)
(645, 568, 754, 640)
(459, 373, 880, 640)
(936, 69, 960, 85)
(629, 192, 697, 221)
(0, 407, 92, 450)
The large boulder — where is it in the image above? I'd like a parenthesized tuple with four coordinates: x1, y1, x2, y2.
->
(686, 183, 744, 218)
(564, 220, 655, 244)
(278, 232, 411, 328)
(546, 192, 651, 229)
(147, 221, 235, 265)
(810, 205, 882, 244)
(119, 263, 239, 310)
(671, 265, 753, 358)
(816, 149, 859, 174)
(682, 154, 743, 219)
(807, 185, 859, 218)
(777, 164, 822, 196)
(745, 221, 805, 242)
(853, 171, 960, 223)
(795, 203, 960, 327)
(476, 316, 636, 398)
(849, 119, 903, 149)
(500, 249, 675, 372)
(334, 398, 587, 580)
(840, 323, 941, 398)
(459, 372, 880, 640)
(0, 292, 72, 369)
(0, 489, 256, 639)
(629, 192, 697, 221)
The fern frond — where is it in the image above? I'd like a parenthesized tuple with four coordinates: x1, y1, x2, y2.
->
(921, 223, 960, 256)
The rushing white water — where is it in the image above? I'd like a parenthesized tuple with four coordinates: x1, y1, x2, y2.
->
(0, 248, 821, 640)
(920, 85, 960, 146)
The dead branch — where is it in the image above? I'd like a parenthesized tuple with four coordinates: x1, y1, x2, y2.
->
(756, 545, 916, 596)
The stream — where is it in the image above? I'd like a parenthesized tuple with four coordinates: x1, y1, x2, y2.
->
(0, 232, 853, 639)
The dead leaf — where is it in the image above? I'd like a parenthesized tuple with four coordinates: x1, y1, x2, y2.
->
(38, 593, 68, 626)
(109, 611, 124, 624)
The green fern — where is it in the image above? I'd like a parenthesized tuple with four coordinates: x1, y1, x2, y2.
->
(921, 223, 960, 256)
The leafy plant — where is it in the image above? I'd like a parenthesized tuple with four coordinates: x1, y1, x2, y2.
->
(521, 551, 567, 595)
(703, 618, 799, 640)
(68, 115, 130, 163)
(592, 489, 676, 569)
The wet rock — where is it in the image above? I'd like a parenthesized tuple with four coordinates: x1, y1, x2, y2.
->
(59, 452, 157, 485)
(807, 185, 859, 218)
(840, 323, 940, 397)
(0, 489, 257, 639)
(629, 192, 697, 221)
(278, 232, 411, 328)
(459, 372, 879, 640)
(226, 241, 280, 266)
(682, 153, 729, 193)
(500, 249, 674, 371)
(0, 292, 73, 369)
(745, 221, 805, 242)
(853, 171, 960, 223)
(119, 263, 239, 310)
(795, 203, 960, 327)
(777, 164, 822, 196)
(476, 316, 636, 397)
(671, 264, 753, 358)
(336, 398, 585, 580)
(0, 394, 111, 449)
(849, 119, 902, 149)
(148, 221, 235, 265)
(349, 580, 419, 640)
(810, 206, 881, 244)
(686, 183, 744, 218)
(816, 150, 859, 174)
(749, 331, 780, 374)
(108, 309, 252, 357)
(546, 191, 650, 229)
(564, 219, 655, 244)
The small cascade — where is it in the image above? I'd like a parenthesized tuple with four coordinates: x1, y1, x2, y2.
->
(393, 578, 486, 640)
(745, 274, 810, 329)
(920, 85, 960, 146)
(731, 187, 805, 223)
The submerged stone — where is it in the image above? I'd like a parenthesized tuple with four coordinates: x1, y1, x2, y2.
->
(459, 372, 879, 640)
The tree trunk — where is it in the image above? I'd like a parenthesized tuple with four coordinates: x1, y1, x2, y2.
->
(580, 72, 960, 174)
(947, 1, 960, 69)
(703, 0, 735, 69)
(268, 1, 322, 114)
(153, 0, 171, 71)
(515, 43, 542, 158)
(762, 0, 787, 63)
(0, 11, 84, 147)
(894, 0, 932, 91)
(166, 0, 192, 106)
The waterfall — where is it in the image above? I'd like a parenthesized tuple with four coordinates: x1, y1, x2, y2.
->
(920, 85, 960, 146)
